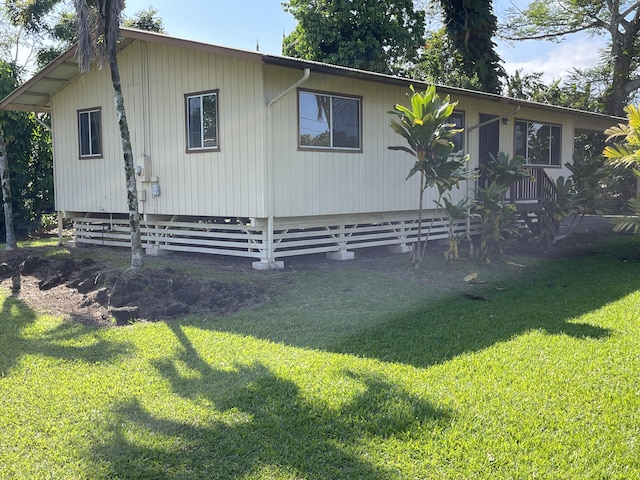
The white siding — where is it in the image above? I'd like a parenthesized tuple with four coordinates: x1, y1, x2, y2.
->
(53, 69, 126, 214)
(266, 66, 587, 218)
(51, 38, 603, 223)
(52, 41, 266, 218)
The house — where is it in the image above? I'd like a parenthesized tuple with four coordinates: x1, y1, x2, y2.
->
(0, 28, 621, 268)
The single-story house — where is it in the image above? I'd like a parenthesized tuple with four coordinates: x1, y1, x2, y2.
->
(0, 28, 621, 268)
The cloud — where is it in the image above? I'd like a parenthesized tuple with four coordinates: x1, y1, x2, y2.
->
(499, 36, 606, 83)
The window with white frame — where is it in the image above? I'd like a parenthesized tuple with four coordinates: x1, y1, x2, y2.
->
(515, 119, 561, 166)
(298, 89, 361, 150)
(186, 90, 219, 152)
(78, 108, 102, 158)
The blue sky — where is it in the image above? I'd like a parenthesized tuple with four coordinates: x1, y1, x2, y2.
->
(123, 0, 606, 84)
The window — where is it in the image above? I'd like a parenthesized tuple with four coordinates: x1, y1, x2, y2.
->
(450, 111, 465, 153)
(515, 120, 561, 166)
(298, 89, 361, 150)
(186, 90, 218, 152)
(78, 108, 102, 158)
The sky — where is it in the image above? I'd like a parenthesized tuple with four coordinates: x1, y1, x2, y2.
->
(122, 0, 607, 84)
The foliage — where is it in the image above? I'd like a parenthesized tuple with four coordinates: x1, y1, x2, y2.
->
(475, 152, 531, 260)
(612, 189, 640, 234)
(435, 194, 478, 264)
(388, 85, 473, 266)
(122, 6, 165, 33)
(282, 0, 425, 75)
(505, 69, 602, 112)
(603, 104, 640, 234)
(604, 104, 640, 167)
(411, 27, 484, 90)
(0, 61, 53, 238)
(439, 0, 504, 93)
(500, 0, 640, 116)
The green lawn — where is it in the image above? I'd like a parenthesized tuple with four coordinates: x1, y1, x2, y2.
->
(1, 237, 639, 479)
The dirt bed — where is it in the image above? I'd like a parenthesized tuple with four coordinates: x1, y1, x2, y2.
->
(0, 229, 618, 327)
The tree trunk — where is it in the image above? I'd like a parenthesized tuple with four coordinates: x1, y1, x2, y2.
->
(604, 9, 640, 116)
(108, 55, 144, 269)
(0, 127, 17, 250)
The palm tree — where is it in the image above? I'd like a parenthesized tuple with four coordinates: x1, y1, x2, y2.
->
(388, 85, 474, 267)
(74, 0, 143, 269)
(603, 104, 640, 234)
(0, 127, 17, 250)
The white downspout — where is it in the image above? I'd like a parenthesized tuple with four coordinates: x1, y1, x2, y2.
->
(258, 68, 310, 269)
(267, 68, 310, 108)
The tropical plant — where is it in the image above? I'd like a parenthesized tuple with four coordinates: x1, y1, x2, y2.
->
(0, 126, 15, 249)
(436, 194, 478, 264)
(439, 0, 504, 93)
(0, 61, 50, 248)
(411, 28, 484, 91)
(611, 185, 640, 235)
(71, 0, 143, 270)
(474, 152, 531, 261)
(388, 85, 473, 267)
(604, 104, 640, 166)
(603, 104, 640, 234)
(551, 152, 611, 241)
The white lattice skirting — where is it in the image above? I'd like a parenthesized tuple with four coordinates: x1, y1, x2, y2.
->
(68, 211, 480, 268)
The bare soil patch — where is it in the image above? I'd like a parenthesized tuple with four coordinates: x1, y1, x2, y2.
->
(0, 229, 619, 327)
(0, 247, 270, 326)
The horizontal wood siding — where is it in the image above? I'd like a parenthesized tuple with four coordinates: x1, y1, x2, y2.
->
(52, 41, 266, 218)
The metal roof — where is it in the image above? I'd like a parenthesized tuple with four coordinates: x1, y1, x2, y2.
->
(0, 27, 624, 123)
(0, 47, 80, 113)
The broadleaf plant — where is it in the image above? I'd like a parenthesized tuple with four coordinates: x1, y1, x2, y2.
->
(389, 85, 474, 267)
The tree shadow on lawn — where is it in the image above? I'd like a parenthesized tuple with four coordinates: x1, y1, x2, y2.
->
(0, 294, 130, 377)
(91, 322, 451, 479)
(207, 252, 639, 369)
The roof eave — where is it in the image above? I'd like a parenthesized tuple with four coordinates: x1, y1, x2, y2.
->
(262, 55, 623, 122)
(0, 47, 79, 112)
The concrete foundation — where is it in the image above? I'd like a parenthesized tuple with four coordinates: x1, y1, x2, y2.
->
(326, 250, 355, 261)
(388, 244, 411, 254)
(252, 259, 285, 270)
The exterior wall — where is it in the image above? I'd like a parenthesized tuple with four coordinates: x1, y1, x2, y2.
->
(52, 66, 128, 214)
(265, 64, 590, 218)
(51, 38, 608, 224)
(52, 41, 267, 218)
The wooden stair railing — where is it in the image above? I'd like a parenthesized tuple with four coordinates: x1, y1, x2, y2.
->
(509, 166, 558, 233)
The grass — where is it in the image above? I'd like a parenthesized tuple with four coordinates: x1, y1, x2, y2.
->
(1, 236, 639, 479)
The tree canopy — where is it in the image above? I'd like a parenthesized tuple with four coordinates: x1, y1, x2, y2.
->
(282, 0, 426, 75)
(500, 0, 640, 116)
(440, 0, 504, 93)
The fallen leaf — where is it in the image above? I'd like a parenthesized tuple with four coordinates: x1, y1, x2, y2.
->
(506, 261, 526, 267)
(463, 273, 478, 283)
